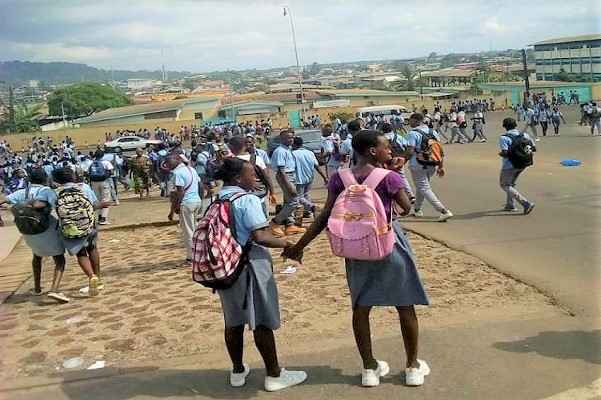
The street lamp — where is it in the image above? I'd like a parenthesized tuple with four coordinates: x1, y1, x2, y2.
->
(283, 5, 306, 127)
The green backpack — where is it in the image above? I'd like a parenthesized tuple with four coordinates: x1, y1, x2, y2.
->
(55, 186, 95, 239)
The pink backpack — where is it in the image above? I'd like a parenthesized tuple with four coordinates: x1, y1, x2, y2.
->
(327, 168, 395, 261)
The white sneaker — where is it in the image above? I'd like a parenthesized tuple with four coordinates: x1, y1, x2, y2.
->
(413, 210, 424, 218)
(438, 210, 453, 222)
(264, 368, 307, 392)
(534, 137, 540, 142)
(229, 363, 250, 388)
(405, 359, 430, 386)
(361, 360, 390, 387)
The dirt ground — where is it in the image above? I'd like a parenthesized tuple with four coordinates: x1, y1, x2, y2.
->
(0, 218, 559, 380)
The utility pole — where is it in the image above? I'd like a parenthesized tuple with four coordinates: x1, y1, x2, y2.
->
(161, 50, 167, 82)
(8, 86, 15, 133)
(227, 69, 235, 122)
(521, 49, 530, 106)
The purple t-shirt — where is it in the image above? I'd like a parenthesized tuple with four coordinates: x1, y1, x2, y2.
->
(327, 169, 405, 221)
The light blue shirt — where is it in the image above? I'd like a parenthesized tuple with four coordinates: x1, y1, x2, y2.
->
(320, 138, 343, 167)
(385, 132, 408, 150)
(255, 148, 270, 167)
(499, 129, 534, 170)
(102, 154, 123, 177)
(270, 145, 295, 173)
(6, 184, 57, 207)
(406, 125, 441, 168)
(340, 134, 354, 167)
(293, 147, 318, 185)
(218, 186, 269, 245)
(173, 163, 201, 204)
(537, 110, 548, 122)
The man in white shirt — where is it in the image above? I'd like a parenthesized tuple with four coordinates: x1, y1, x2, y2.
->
(87, 150, 114, 225)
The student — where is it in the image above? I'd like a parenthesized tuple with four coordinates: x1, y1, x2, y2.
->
(550, 107, 566, 136)
(87, 150, 114, 225)
(291, 136, 328, 216)
(381, 122, 415, 203)
(52, 167, 110, 297)
(283, 130, 430, 387)
(213, 157, 307, 391)
(0, 169, 68, 303)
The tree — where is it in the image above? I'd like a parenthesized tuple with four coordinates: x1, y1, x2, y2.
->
(474, 62, 492, 83)
(0, 101, 43, 133)
(182, 78, 199, 91)
(427, 52, 438, 60)
(47, 82, 132, 119)
(399, 64, 418, 91)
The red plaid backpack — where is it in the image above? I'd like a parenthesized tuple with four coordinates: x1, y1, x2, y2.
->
(192, 192, 251, 290)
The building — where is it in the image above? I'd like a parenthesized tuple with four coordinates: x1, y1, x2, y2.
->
(126, 79, 154, 90)
(533, 34, 601, 81)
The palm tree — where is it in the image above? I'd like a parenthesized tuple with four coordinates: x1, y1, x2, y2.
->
(399, 64, 418, 91)
(1, 101, 43, 133)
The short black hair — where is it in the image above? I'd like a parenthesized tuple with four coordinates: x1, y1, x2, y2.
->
(379, 122, 394, 133)
(214, 157, 248, 183)
(351, 130, 384, 156)
(348, 120, 361, 133)
(502, 117, 517, 130)
(228, 136, 245, 153)
(52, 167, 76, 184)
(293, 136, 304, 146)
(29, 169, 47, 185)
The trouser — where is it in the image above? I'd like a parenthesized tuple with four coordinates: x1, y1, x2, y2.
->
(540, 121, 549, 135)
(410, 166, 445, 212)
(274, 173, 298, 226)
(591, 118, 601, 134)
(296, 182, 314, 211)
(179, 201, 201, 260)
(471, 123, 486, 141)
(450, 126, 467, 143)
(108, 176, 118, 201)
(90, 180, 111, 219)
(552, 121, 560, 135)
(459, 126, 469, 141)
(523, 122, 538, 136)
(500, 168, 527, 207)
(397, 168, 414, 199)
(435, 122, 449, 142)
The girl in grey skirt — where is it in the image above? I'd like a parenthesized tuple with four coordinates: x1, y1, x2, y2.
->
(211, 158, 307, 392)
(284, 130, 431, 387)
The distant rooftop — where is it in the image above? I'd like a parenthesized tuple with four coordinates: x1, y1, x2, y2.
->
(532, 33, 601, 46)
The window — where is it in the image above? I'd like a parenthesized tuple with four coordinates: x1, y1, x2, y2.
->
(194, 112, 203, 120)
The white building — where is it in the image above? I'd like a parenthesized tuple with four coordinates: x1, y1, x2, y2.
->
(126, 79, 154, 90)
(533, 34, 601, 81)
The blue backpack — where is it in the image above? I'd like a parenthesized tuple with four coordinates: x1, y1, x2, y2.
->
(88, 160, 108, 182)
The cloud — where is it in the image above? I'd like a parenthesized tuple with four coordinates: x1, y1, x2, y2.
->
(0, 0, 599, 72)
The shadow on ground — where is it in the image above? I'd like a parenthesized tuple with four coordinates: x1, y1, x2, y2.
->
(58, 365, 353, 400)
(494, 330, 601, 365)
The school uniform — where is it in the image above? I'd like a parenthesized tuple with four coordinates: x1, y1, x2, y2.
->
(327, 171, 429, 307)
(216, 186, 280, 330)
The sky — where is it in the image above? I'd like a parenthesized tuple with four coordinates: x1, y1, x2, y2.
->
(0, 0, 599, 73)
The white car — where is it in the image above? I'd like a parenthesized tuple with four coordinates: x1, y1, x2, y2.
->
(104, 136, 162, 152)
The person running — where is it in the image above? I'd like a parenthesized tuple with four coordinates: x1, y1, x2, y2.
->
(403, 114, 453, 222)
(470, 108, 487, 142)
(0, 169, 68, 303)
(129, 148, 152, 200)
(291, 136, 328, 216)
(550, 107, 566, 136)
(499, 118, 535, 214)
(212, 157, 307, 391)
(269, 130, 306, 237)
(165, 153, 202, 264)
(283, 130, 430, 387)
(52, 167, 110, 297)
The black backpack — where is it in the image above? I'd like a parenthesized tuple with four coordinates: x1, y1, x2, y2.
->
(504, 133, 535, 169)
(388, 135, 405, 158)
(11, 186, 50, 235)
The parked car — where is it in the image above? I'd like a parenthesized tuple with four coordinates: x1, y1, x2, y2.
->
(267, 129, 327, 164)
(357, 104, 414, 123)
(104, 136, 163, 152)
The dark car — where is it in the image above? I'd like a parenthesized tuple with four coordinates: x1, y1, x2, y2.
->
(267, 129, 327, 164)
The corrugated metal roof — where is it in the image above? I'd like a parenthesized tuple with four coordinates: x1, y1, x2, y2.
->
(532, 33, 601, 45)
(421, 68, 473, 78)
(316, 89, 418, 97)
(75, 97, 219, 124)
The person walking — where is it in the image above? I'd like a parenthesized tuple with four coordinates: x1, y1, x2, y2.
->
(291, 136, 328, 216)
(470, 108, 487, 142)
(129, 148, 152, 200)
(403, 114, 453, 222)
(0, 169, 68, 303)
(381, 122, 415, 203)
(166, 153, 202, 264)
(283, 130, 430, 387)
(523, 106, 540, 141)
(207, 157, 307, 391)
(87, 150, 113, 225)
(550, 107, 566, 136)
(498, 118, 536, 214)
(269, 130, 306, 237)
(589, 102, 601, 135)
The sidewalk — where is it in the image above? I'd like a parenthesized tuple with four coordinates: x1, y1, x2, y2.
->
(0, 214, 28, 303)
(4, 314, 600, 400)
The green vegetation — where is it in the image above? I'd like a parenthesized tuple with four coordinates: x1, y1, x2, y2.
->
(47, 82, 133, 119)
(0, 101, 44, 133)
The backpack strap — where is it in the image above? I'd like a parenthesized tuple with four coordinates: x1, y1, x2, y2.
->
(362, 167, 391, 189)
(338, 168, 358, 189)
